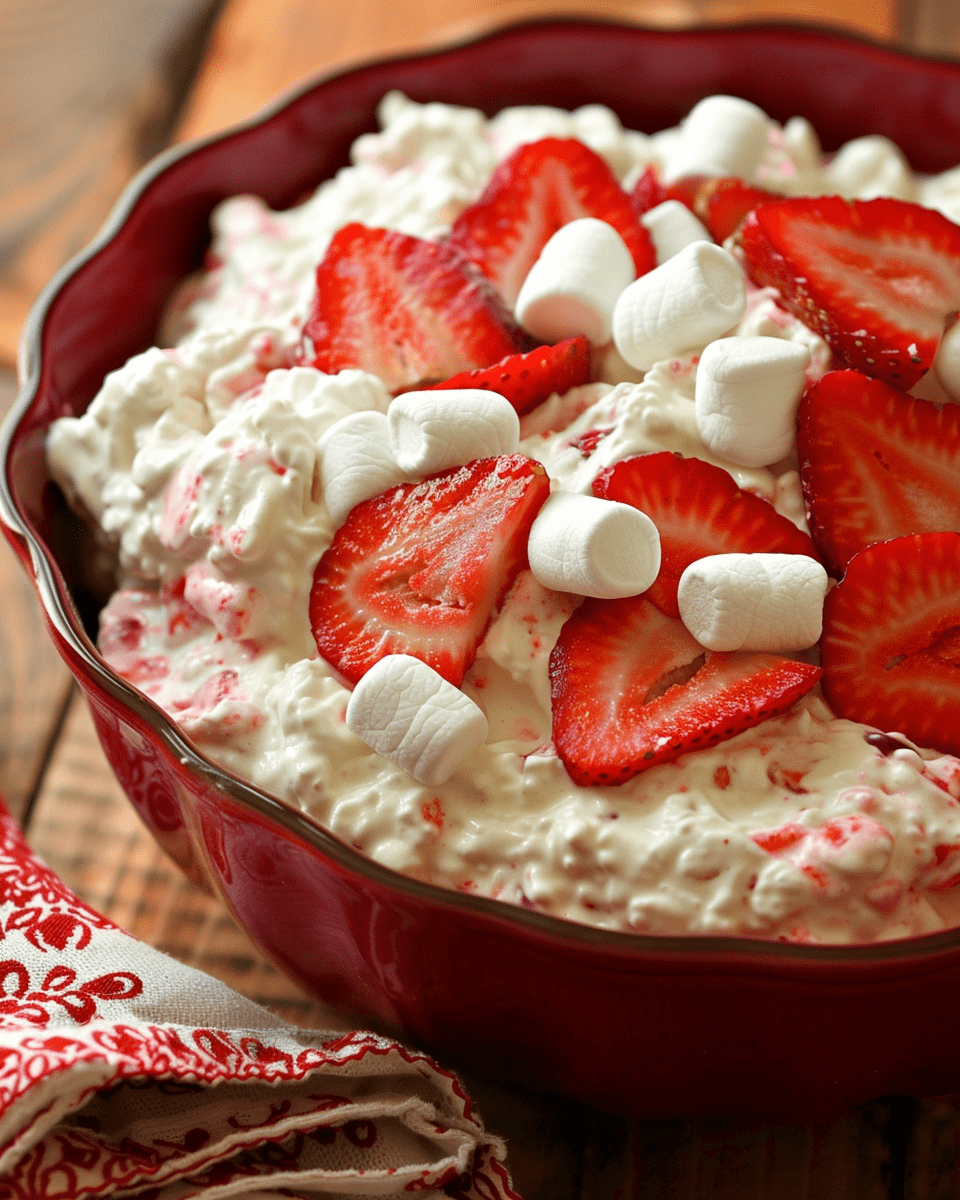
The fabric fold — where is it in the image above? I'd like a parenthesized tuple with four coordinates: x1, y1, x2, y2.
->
(0, 805, 517, 1200)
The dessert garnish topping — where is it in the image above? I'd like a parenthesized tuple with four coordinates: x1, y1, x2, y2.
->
(449, 137, 656, 307)
(549, 594, 821, 785)
(425, 335, 590, 415)
(302, 223, 525, 393)
(797, 368, 960, 576)
(820, 531, 960, 756)
(737, 195, 960, 390)
(592, 451, 820, 619)
(309, 453, 549, 687)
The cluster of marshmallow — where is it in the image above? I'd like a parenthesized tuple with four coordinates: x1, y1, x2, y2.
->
(317, 388, 520, 524)
(329, 95, 835, 787)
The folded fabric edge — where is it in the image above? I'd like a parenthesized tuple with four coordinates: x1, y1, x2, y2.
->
(0, 1059, 115, 1175)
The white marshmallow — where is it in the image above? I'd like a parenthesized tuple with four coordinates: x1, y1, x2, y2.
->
(527, 491, 661, 599)
(695, 336, 811, 467)
(345, 654, 488, 786)
(641, 200, 712, 264)
(933, 320, 960, 402)
(662, 95, 770, 185)
(612, 241, 746, 372)
(677, 553, 828, 653)
(782, 116, 823, 180)
(318, 411, 408, 526)
(825, 135, 916, 202)
(388, 389, 520, 475)
(514, 218, 637, 345)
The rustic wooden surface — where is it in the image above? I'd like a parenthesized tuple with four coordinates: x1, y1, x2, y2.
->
(5, 1, 960, 1195)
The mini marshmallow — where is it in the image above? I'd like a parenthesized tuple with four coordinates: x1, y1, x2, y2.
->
(345, 654, 488, 786)
(388, 389, 520, 475)
(318, 411, 408, 526)
(641, 200, 712, 264)
(933, 320, 960, 402)
(677, 553, 828, 653)
(612, 241, 746, 372)
(695, 336, 811, 467)
(514, 218, 637, 345)
(825, 135, 916, 202)
(782, 116, 823, 179)
(527, 491, 661, 598)
(661, 95, 770, 185)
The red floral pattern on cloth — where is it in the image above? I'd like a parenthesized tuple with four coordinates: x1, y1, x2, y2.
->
(0, 804, 519, 1199)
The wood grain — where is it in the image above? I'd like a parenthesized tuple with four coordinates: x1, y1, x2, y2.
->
(175, 0, 898, 145)
(0, 0, 223, 369)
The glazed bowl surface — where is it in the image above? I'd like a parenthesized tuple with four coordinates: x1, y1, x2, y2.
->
(6, 18, 960, 1121)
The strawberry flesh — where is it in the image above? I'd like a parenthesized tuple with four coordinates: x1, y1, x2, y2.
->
(738, 196, 960, 390)
(303, 223, 525, 393)
(549, 594, 822, 786)
(693, 176, 779, 242)
(425, 336, 591, 416)
(310, 454, 550, 687)
(593, 452, 820, 617)
(820, 532, 960, 755)
(449, 138, 656, 307)
(797, 368, 960, 577)
(629, 165, 667, 219)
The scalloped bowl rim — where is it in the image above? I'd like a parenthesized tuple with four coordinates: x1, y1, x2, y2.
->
(4, 14, 960, 970)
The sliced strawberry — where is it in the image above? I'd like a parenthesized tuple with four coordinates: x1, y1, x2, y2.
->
(661, 174, 708, 212)
(549, 594, 821, 786)
(593, 452, 820, 617)
(820, 532, 960, 755)
(737, 196, 960, 390)
(692, 177, 779, 243)
(310, 454, 549, 687)
(449, 138, 656, 307)
(425, 336, 590, 416)
(302, 224, 525, 393)
(797, 369, 960, 577)
(629, 165, 667, 219)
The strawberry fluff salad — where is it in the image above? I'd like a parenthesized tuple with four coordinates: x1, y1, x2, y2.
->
(46, 91, 960, 944)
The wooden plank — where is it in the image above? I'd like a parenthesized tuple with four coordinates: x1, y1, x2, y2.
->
(0, 0, 223, 369)
(174, 0, 898, 146)
(629, 1110, 892, 1200)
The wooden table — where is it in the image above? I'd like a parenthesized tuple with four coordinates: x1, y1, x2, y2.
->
(5, 1, 960, 1194)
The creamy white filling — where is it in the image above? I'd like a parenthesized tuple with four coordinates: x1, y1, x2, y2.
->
(47, 93, 960, 943)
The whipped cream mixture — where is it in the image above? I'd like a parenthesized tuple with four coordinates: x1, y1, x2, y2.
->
(47, 93, 960, 943)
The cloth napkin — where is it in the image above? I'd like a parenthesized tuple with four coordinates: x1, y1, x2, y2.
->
(0, 801, 518, 1199)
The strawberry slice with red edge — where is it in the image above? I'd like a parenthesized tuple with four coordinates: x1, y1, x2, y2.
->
(692, 176, 779, 243)
(449, 138, 656, 307)
(302, 223, 525, 393)
(310, 453, 550, 687)
(737, 196, 960, 391)
(797, 369, 960, 577)
(549, 594, 822, 786)
(629, 165, 667, 219)
(425, 336, 591, 416)
(820, 532, 960, 755)
(644, 173, 778, 242)
(593, 452, 820, 617)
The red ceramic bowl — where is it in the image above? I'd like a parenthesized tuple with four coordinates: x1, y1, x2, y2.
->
(6, 18, 960, 1122)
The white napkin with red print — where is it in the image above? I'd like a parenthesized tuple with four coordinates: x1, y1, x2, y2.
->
(0, 802, 517, 1199)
